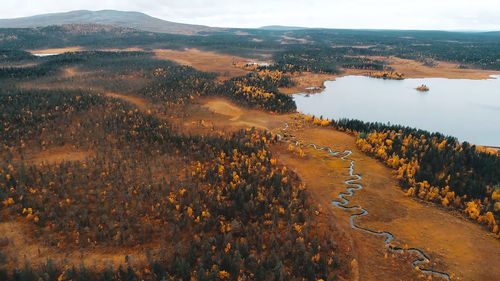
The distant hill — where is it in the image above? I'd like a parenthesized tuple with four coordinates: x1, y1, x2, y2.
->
(0, 10, 219, 35)
(259, 25, 309, 31)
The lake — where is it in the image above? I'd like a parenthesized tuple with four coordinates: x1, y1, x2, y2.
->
(33, 53, 60, 57)
(293, 75, 500, 147)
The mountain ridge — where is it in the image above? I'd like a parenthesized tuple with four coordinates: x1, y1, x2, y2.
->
(0, 10, 219, 35)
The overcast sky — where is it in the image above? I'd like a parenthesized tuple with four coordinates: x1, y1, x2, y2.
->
(2, 0, 500, 31)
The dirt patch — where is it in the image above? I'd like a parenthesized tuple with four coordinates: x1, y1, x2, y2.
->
(154, 48, 252, 80)
(202, 99, 242, 121)
(27, 47, 84, 54)
(195, 98, 292, 132)
(278, 122, 500, 281)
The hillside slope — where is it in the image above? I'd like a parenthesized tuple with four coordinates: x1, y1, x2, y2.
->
(0, 10, 219, 35)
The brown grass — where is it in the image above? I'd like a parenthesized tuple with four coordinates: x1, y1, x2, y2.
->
(154, 48, 253, 80)
(196, 98, 291, 131)
(202, 99, 243, 121)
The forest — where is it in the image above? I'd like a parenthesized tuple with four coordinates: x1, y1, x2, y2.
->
(0, 51, 348, 280)
(301, 116, 500, 237)
(0, 50, 296, 114)
(1, 22, 499, 280)
(1, 24, 500, 71)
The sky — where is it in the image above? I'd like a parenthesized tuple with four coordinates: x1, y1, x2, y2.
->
(2, 0, 500, 31)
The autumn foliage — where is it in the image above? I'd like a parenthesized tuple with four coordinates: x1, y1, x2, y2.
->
(0, 77, 345, 279)
(302, 114, 500, 238)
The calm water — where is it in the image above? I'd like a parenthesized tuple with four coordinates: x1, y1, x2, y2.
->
(293, 75, 500, 146)
(33, 53, 59, 57)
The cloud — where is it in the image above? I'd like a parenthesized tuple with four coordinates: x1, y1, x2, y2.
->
(1, 0, 499, 30)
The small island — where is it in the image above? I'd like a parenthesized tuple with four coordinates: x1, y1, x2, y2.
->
(416, 84, 430, 91)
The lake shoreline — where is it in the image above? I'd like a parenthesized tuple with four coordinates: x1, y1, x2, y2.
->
(293, 75, 500, 147)
(281, 58, 500, 95)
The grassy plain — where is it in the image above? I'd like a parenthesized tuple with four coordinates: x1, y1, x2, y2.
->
(154, 48, 256, 80)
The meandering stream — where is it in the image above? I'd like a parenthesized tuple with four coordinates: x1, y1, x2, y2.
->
(277, 123, 451, 280)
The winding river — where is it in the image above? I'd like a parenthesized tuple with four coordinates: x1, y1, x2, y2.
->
(277, 123, 451, 281)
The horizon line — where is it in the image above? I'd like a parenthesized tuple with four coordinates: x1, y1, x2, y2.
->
(0, 9, 499, 33)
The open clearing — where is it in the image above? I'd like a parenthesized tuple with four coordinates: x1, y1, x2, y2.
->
(154, 48, 255, 80)
(196, 97, 291, 132)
